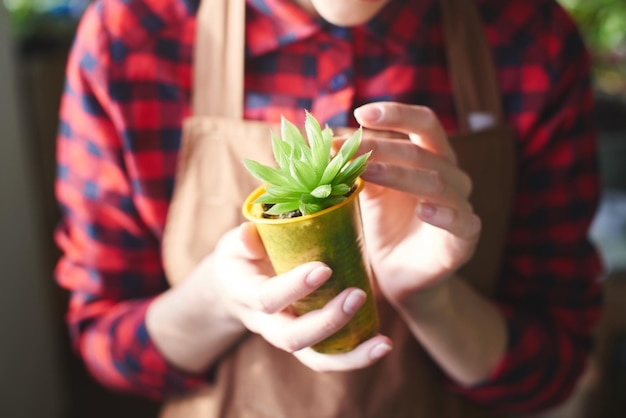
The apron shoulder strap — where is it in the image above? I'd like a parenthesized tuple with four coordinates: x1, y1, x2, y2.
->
(192, 0, 245, 118)
(440, 0, 504, 131)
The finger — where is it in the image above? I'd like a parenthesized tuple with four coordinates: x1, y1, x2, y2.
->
(417, 203, 481, 241)
(333, 135, 472, 201)
(354, 102, 456, 163)
(270, 288, 368, 353)
(250, 262, 333, 314)
(217, 226, 333, 314)
(238, 221, 267, 260)
(362, 162, 472, 210)
(215, 223, 266, 262)
(294, 334, 393, 372)
(359, 137, 442, 168)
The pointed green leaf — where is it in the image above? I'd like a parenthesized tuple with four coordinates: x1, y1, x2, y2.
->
(322, 125, 333, 148)
(266, 201, 301, 216)
(242, 159, 291, 187)
(271, 131, 291, 169)
(289, 158, 317, 190)
(300, 202, 323, 216)
(330, 183, 351, 196)
(263, 185, 303, 198)
(300, 193, 322, 204)
(319, 195, 346, 209)
(281, 116, 311, 163)
(336, 126, 362, 164)
(333, 151, 371, 186)
(311, 184, 332, 199)
(254, 190, 302, 204)
(305, 111, 329, 178)
(319, 151, 345, 184)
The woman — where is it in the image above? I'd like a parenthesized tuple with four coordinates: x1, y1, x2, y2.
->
(55, 0, 603, 416)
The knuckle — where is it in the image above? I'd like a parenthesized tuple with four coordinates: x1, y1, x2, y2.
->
(455, 170, 473, 199)
(463, 213, 482, 240)
(415, 106, 438, 130)
(381, 104, 402, 124)
(410, 145, 424, 163)
(419, 106, 437, 122)
(281, 336, 303, 353)
(256, 292, 276, 314)
(428, 171, 445, 196)
(319, 315, 345, 336)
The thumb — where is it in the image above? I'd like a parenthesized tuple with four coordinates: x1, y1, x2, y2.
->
(238, 221, 268, 260)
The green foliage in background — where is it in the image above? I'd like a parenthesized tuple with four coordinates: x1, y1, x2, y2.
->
(559, 0, 626, 96)
(2, 0, 88, 40)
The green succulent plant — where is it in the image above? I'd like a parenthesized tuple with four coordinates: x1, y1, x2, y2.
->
(243, 111, 371, 217)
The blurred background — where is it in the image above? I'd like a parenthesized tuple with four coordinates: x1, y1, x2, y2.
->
(0, 1, 624, 417)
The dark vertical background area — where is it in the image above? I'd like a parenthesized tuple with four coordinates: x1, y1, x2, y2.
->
(13, 34, 160, 418)
(0, 1, 625, 417)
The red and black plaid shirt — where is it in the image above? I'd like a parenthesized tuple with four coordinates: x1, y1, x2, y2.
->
(55, 0, 603, 413)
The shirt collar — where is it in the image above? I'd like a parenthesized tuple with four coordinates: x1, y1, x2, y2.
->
(245, 0, 436, 57)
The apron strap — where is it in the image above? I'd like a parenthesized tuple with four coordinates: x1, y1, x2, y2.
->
(440, 0, 504, 131)
(192, 0, 245, 118)
(191, 0, 504, 130)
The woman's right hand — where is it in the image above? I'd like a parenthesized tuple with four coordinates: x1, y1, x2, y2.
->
(147, 222, 392, 375)
(211, 222, 393, 372)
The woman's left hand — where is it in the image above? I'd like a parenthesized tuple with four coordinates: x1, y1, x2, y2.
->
(350, 102, 481, 307)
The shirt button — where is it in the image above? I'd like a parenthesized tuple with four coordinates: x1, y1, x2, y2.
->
(328, 73, 348, 92)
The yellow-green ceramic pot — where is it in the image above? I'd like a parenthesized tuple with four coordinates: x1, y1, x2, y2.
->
(242, 178, 379, 353)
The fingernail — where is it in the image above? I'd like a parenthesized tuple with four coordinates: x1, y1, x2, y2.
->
(343, 289, 367, 314)
(355, 106, 382, 123)
(370, 343, 393, 360)
(305, 266, 332, 287)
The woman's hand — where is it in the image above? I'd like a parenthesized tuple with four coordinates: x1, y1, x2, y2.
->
(149, 222, 392, 374)
(209, 222, 393, 372)
(328, 102, 506, 387)
(351, 102, 481, 307)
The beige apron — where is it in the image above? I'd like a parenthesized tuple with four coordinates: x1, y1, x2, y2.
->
(160, 0, 516, 417)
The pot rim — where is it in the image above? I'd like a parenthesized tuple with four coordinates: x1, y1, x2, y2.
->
(242, 177, 365, 224)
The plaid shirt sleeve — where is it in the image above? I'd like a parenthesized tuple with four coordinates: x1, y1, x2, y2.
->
(54, 3, 205, 399)
(447, 4, 603, 413)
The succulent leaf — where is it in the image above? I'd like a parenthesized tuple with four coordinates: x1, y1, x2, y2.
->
(267, 201, 301, 216)
(291, 158, 318, 190)
(263, 185, 302, 199)
(243, 159, 291, 187)
(281, 117, 311, 163)
(319, 154, 346, 185)
(336, 127, 362, 165)
(323, 196, 348, 207)
(333, 151, 372, 186)
(311, 184, 332, 199)
(244, 112, 370, 216)
(271, 132, 291, 168)
(305, 111, 330, 179)
(331, 184, 351, 196)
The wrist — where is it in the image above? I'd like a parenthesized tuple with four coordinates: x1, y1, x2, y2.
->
(146, 257, 246, 374)
(391, 276, 508, 385)
(393, 277, 455, 320)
